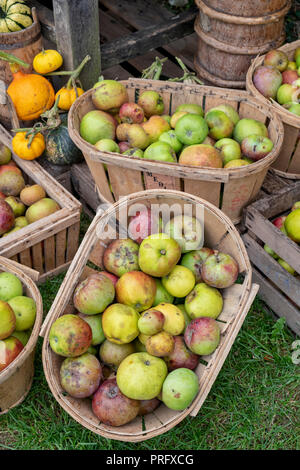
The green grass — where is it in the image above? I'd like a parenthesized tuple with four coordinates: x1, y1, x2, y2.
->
(0, 283, 299, 450)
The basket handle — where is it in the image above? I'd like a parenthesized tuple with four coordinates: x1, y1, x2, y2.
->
(0, 255, 40, 282)
(190, 282, 259, 417)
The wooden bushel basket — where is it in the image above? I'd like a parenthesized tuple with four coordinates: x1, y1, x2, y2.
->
(0, 257, 42, 414)
(41, 190, 259, 442)
(68, 79, 284, 224)
(246, 39, 300, 179)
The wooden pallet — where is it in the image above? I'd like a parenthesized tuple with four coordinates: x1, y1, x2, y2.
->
(242, 174, 300, 335)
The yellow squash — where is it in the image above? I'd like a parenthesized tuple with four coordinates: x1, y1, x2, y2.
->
(12, 132, 45, 160)
(33, 49, 63, 74)
(55, 86, 84, 111)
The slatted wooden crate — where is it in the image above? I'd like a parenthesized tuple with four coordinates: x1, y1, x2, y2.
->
(68, 78, 284, 225)
(242, 178, 300, 335)
(41, 189, 258, 442)
(0, 123, 81, 283)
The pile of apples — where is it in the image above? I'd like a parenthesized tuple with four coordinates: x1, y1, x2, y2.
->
(253, 47, 300, 117)
(79, 79, 275, 169)
(0, 143, 60, 237)
(264, 201, 300, 276)
(49, 208, 239, 427)
(0, 271, 37, 372)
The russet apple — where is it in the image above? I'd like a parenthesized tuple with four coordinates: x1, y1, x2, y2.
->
(201, 252, 239, 288)
(60, 352, 102, 398)
(116, 123, 131, 141)
(184, 317, 220, 355)
(146, 330, 174, 357)
(102, 303, 139, 344)
(116, 271, 156, 312)
(20, 184, 46, 206)
(185, 283, 223, 319)
(162, 368, 199, 411)
(138, 233, 181, 277)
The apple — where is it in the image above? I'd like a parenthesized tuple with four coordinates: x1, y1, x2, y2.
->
(73, 273, 115, 315)
(5, 196, 25, 217)
(164, 215, 203, 253)
(0, 300, 15, 340)
(284, 209, 300, 242)
(133, 338, 147, 352)
(208, 104, 239, 126)
(0, 171, 25, 197)
(159, 130, 183, 153)
(287, 61, 297, 70)
(138, 398, 160, 416)
(8, 296, 36, 331)
(80, 110, 116, 144)
(277, 83, 299, 105)
(116, 123, 131, 141)
(143, 141, 176, 163)
(241, 135, 274, 161)
(161, 115, 171, 125)
(78, 313, 105, 346)
(103, 238, 140, 277)
(20, 184, 46, 206)
(282, 70, 299, 85)
(170, 111, 188, 128)
(264, 49, 288, 71)
(224, 159, 251, 168)
(126, 124, 151, 149)
(0, 336, 23, 372)
(119, 102, 144, 124)
(162, 265, 195, 298)
(253, 65, 282, 99)
(173, 305, 190, 333)
(264, 244, 278, 259)
(205, 109, 234, 140)
(138, 308, 165, 335)
(128, 207, 162, 245)
(60, 352, 102, 398)
(100, 271, 118, 286)
(49, 314, 92, 357)
(292, 202, 300, 211)
(122, 148, 144, 158)
(118, 142, 131, 153)
(138, 91, 164, 117)
(162, 368, 199, 411)
(146, 330, 174, 357)
(0, 144, 11, 165)
(11, 330, 30, 347)
(175, 114, 208, 145)
(233, 118, 268, 144)
(278, 258, 295, 275)
(0, 272, 23, 301)
(138, 233, 181, 277)
(201, 252, 239, 288)
(273, 216, 286, 229)
(116, 352, 168, 400)
(165, 336, 198, 371)
(138, 333, 151, 345)
(102, 303, 139, 344)
(179, 144, 223, 168)
(288, 103, 300, 116)
(0, 199, 14, 235)
(92, 80, 128, 113)
(184, 317, 220, 355)
(175, 103, 203, 116)
(180, 247, 214, 283)
(185, 283, 223, 319)
(92, 378, 139, 426)
(100, 339, 135, 369)
(155, 303, 185, 336)
(153, 279, 174, 306)
(116, 271, 156, 312)
(142, 115, 170, 143)
(94, 139, 120, 153)
(214, 138, 241, 166)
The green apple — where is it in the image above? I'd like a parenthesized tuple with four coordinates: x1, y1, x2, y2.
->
(205, 109, 234, 140)
(170, 111, 188, 128)
(11, 329, 31, 347)
(214, 138, 241, 165)
(277, 258, 295, 275)
(78, 313, 105, 346)
(116, 352, 168, 400)
(175, 103, 204, 116)
(208, 104, 239, 125)
(162, 368, 199, 410)
(180, 247, 214, 282)
(175, 114, 208, 145)
(264, 244, 279, 259)
(143, 141, 177, 163)
(224, 159, 250, 168)
(284, 209, 300, 242)
(138, 233, 181, 277)
(0, 143, 12, 165)
(122, 148, 144, 158)
(287, 61, 297, 70)
(164, 215, 203, 253)
(153, 279, 174, 306)
(161, 115, 171, 125)
(185, 283, 223, 319)
(277, 84, 298, 105)
(288, 103, 300, 117)
(8, 296, 36, 331)
(14, 216, 28, 228)
(159, 130, 183, 153)
(176, 304, 191, 332)
(0, 272, 23, 301)
(5, 196, 26, 217)
(94, 138, 120, 153)
(233, 118, 268, 144)
(162, 265, 195, 298)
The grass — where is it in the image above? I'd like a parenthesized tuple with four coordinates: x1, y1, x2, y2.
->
(0, 276, 299, 449)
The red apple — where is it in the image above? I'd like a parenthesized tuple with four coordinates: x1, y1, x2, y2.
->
(0, 336, 23, 371)
(165, 335, 199, 371)
(184, 317, 220, 356)
(264, 49, 289, 72)
(201, 252, 239, 288)
(282, 70, 299, 85)
(60, 352, 102, 398)
(253, 65, 282, 99)
(100, 271, 118, 286)
(116, 271, 156, 312)
(0, 199, 15, 235)
(119, 102, 144, 124)
(138, 398, 160, 416)
(273, 216, 286, 229)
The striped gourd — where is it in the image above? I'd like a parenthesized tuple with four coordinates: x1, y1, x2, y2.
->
(0, 0, 33, 33)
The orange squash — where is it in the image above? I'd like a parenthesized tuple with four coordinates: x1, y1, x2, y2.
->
(7, 69, 55, 121)
(55, 86, 84, 111)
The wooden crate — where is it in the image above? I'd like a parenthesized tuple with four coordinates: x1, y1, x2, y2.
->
(246, 39, 300, 179)
(242, 178, 300, 335)
(41, 189, 258, 442)
(0, 256, 43, 414)
(68, 78, 284, 224)
(0, 123, 82, 283)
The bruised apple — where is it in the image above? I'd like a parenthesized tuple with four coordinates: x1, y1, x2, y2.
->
(138, 308, 165, 335)
(184, 317, 220, 355)
(165, 336, 198, 371)
(180, 247, 214, 283)
(146, 330, 174, 357)
(60, 352, 102, 398)
(119, 102, 144, 124)
(201, 252, 239, 288)
(116, 271, 156, 312)
(99, 339, 135, 368)
(103, 238, 140, 277)
(49, 314, 92, 357)
(74, 273, 115, 315)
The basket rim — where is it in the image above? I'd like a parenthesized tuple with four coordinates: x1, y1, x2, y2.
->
(41, 189, 253, 442)
(0, 256, 43, 384)
(246, 39, 300, 128)
(68, 79, 284, 182)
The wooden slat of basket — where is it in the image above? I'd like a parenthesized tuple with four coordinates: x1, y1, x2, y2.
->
(107, 166, 145, 201)
(184, 180, 221, 208)
(18, 248, 32, 269)
(221, 173, 258, 222)
(31, 243, 44, 275)
(4, 257, 39, 282)
(287, 139, 300, 174)
(238, 100, 267, 123)
(144, 172, 181, 191)
(204, 94, 239, 112)
(55, 230, 67, 267)
(84, 153, 114, 204)
(44, 236, 56, 272)
(272, 124, 299, 172)
(66, 222, 80, 262)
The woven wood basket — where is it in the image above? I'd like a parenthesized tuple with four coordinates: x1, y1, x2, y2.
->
(68, 79, 284, 224)
(41, 189, 258, 442)
(246, 39, 300, 179)
(0, 257, 42, 414)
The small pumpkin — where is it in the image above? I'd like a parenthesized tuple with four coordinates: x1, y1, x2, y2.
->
(12, 131, 45, 160)
(0, 0, 32, 33)
(45, 113, 83, 165)
(55, 86, 84, 111)
(33, 49, 63, 74)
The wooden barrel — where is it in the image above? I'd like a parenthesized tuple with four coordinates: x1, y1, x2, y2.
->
(0, 258, 42, 414)
(203, 0, 289, 17)
(194, 0, 291, 89)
